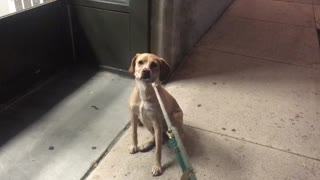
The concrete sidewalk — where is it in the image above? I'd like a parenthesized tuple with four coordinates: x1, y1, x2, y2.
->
(87, 0, 320, 179)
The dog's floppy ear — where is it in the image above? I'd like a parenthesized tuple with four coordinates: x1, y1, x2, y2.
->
(158, 58, 171, 81)
(128, 53, 140, 74)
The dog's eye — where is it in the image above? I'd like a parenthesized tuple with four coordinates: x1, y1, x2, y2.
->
(150, 62, 158, 68)
(138, 61, 144, 65)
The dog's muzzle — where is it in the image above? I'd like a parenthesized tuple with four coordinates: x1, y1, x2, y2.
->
(141, 69, 151, 80)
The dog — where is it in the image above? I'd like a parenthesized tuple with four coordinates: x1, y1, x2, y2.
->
(128, 53, 184, 176)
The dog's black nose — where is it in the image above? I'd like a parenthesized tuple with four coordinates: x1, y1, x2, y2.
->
(141, 69, 151, 79)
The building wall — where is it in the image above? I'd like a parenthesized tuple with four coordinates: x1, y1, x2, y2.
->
(150, 0, 233, 69)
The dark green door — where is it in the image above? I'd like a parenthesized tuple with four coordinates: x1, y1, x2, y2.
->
(69, 0, 149, 70)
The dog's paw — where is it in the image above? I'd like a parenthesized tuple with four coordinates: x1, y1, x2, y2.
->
(151, 164, 162, 176)
(129, 145, 139, 154)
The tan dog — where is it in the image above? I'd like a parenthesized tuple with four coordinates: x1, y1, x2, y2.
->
(128, 53, 184, 176)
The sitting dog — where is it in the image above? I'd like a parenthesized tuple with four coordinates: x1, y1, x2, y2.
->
(128, 53, 184, 176)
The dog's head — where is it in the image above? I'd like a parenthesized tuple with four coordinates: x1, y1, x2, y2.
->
(128, 53, 171, 82)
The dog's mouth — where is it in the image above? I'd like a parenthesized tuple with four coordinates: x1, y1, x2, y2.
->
(141, 77, 152, 82)
(141, 70, 152, 81)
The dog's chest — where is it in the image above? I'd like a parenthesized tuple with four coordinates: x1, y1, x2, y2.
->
(139, 101, 161, 124)
(141, 100, 158, 111)
(135, 81, 163, 126)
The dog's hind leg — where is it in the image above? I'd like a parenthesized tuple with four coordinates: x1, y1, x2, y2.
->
(139, 136, 155, 152)
(139, 126, 155, 152)
(138, 118, 144, 126)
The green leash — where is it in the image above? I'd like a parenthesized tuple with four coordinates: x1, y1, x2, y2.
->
(167, 130, 197, 180)
(152, 83, 197, 180)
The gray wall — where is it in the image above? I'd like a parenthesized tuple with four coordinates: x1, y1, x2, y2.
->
(150, 0, 233, 68)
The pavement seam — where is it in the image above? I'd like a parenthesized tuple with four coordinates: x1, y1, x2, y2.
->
(81, 122, 131, 180)
(186, 124, 320, 162)
(197, 46, 320, 71)
(225, 14, 315, 29)
(272, 0, 313, 5)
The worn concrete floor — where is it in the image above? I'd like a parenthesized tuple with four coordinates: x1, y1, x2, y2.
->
(87, 0, 320, 179)
(0, 67, 134, 180)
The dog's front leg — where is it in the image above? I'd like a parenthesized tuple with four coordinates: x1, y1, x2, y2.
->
(152, 122, 163, 176)
(129, 111, 139, 154)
